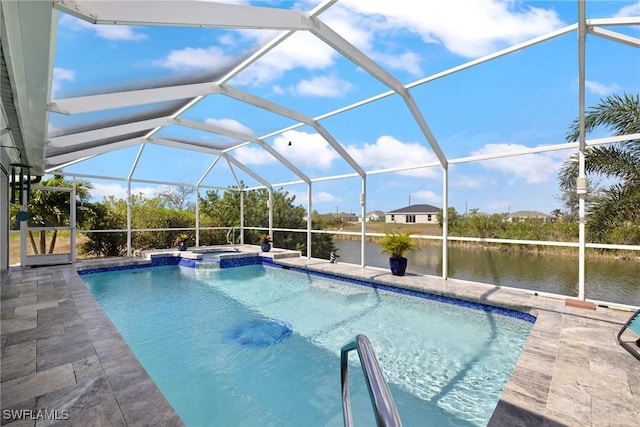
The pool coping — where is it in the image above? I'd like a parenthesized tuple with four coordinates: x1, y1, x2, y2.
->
(1, 252, 639, 426)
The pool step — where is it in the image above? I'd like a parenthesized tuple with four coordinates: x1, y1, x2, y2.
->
(195, 261, 220, 270)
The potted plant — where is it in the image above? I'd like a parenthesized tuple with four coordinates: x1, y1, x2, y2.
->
(173, 233, 192, 251)
(258, 233, 272, 252)
(378, 232, 418, 276)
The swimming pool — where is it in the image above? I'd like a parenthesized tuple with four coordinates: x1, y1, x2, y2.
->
(82, 263, 533, 426)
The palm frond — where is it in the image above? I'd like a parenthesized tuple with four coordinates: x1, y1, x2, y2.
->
(566, 93, 640, 144)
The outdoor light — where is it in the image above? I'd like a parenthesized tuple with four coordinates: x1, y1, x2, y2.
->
(576, 177, 588, 195)
(2, 145, 33, 207)
(10, 162, 33, 205)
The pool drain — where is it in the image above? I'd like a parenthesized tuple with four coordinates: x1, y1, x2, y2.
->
(226, 318, 292, 347)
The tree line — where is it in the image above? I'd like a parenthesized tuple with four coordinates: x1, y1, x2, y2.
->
(10, 93, 639, 256)
(10, 181, 337, 259)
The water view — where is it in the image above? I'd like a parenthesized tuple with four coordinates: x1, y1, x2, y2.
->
(334, 240, 640, 306)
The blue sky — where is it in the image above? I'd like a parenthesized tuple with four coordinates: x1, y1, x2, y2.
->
(49, 0, 640, 216)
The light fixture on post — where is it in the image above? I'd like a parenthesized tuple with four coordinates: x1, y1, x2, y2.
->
(576, 176, 588, 194)
(10, 162, 33, 205)
(2, 145, 32, 206)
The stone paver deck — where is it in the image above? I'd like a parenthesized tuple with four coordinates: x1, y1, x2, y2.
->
(1, 251, 638, 426)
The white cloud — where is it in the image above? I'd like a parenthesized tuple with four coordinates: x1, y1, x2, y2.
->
(486, 200, 511, 212)
(585, 80, 620, 96)
(51, 67, 74, 98)
(90, 183, 156, 201)
(295, 75, 354, 97)
(204, 118, 254, 136)
(315, 191, 341, 203)
(471, 143, 561, 184)
(232, 144, 278, 165)
(213, 0, 563, 88)
(290, 190, 342, 205)
(371, 51, 423, 77)
(232, 32, 337, 86)
(336, 0, 565, 58)
(155, 46, 236, 71)
(272, 130, 339, 169)
(453, 175, 487, 189)
(346, 135, 439, 177)
(59, 14, 147, 41)
(615, 1, 640, 17)
(317, 5, 425, 76)
(411, 190, 441, 204)
(94, 26, 148, 41)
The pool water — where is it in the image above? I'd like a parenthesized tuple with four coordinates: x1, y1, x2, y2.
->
(82, 264, 533, 426)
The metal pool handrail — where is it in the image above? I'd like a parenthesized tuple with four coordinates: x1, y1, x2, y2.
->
(341, 334, 402, 427)
(226, 227, 235, 245)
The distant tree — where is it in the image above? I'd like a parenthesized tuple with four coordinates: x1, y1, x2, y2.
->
(437, 207, 460, 228)
(313, 211, 343, 228)
(158, 184, 196, 212)
(79, 200, 127, 257)
(558, 93, 640, 243)
(550, 208, 563, 219)
(199, 185, 337, 259)
(129, 193, 195, 249)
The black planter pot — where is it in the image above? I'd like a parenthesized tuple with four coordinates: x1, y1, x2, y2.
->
(261, 243, 271, 252)
(389, 257, 408, 276)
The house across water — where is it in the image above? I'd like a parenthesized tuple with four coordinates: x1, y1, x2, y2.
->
(385, 204, 440, 224)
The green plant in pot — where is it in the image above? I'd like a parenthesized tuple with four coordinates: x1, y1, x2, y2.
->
(258, 233, 272, 252)
(378, 232, 418, 276)
(173, 233, 192, 251)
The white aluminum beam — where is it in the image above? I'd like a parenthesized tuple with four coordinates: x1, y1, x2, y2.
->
(150, 137, 222, 155)
(218, 0, 338, 85)
(310, 18, 405, 94)
(587, 17, 640, 26)
(46, 137, 144, 167)
(221, 86, 366, 177)
(53, 0, 309, 30)
(401, 93, 448, 166)
(174, 117, 310, 183)
(408, 24, 577, 90)
(225, 155, 271, 190)
(219, 32, 294, 86)
(298, 24, 578, 132)
(221, 85, 311, 124)
(48, 83, 222, 115)
(313, 123, 366, 177)
(310, 18, 447, 167)
(47, 117, 172, 147)
(150, 137, 271, 189)
(588, 26, 640, 48)
(196, 156, 223, 187)
(578, 0, 587, 301)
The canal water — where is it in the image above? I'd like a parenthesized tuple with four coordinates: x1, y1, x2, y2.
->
(333, 239, 640, 306)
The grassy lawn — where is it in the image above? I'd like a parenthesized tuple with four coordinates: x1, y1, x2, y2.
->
(328, 222, 442, 236)
(8, 231, 87, 266)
